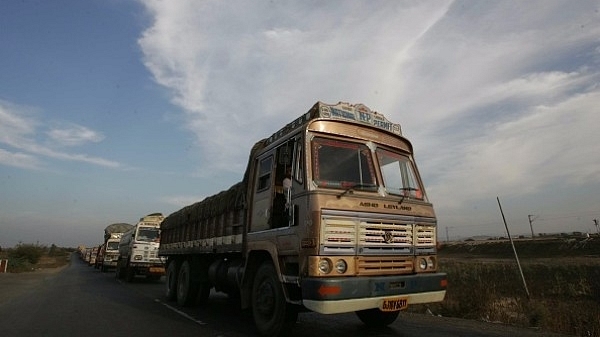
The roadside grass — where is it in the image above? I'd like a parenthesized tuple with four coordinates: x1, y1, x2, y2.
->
(411, 238, 600, 336)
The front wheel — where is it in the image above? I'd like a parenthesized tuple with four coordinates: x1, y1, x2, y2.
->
(165, 260, 179, 301)
(177, 260, 199, 306)
(355, 308, 400, 327)
(252, 262, 297, 337)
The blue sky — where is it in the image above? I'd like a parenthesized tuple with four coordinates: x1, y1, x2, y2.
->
(1, 0, 599, 248)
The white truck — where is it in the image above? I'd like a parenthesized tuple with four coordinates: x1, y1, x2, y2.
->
(88, 246, 98, 266)
(116, 213, 165, 282)
(101, 223, 133, 272)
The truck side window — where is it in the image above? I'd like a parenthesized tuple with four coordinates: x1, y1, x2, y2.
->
(257, 156, 273, 192)
(293, 139, 303, 184)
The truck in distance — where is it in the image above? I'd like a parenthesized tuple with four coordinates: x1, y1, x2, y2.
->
(101, 223, 133, 272)
(88, 246, 99, 266)
(116, 213, 165, 281)
(159, 101, 447, 336)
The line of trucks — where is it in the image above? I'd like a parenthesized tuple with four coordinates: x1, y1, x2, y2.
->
(78, 102, 447, 337)
(79, 213, 166, 281)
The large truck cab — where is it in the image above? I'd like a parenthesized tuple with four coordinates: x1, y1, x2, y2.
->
(116, 213, 165, 281)
(243, 102, 445, 329)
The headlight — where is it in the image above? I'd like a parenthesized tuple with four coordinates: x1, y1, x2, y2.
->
(334, 259, 347, 274)
(134, 255, 143, 260)
(418, 258, 427, 270)
(318, 258, 332, 274)
(427, 257, 435, 270)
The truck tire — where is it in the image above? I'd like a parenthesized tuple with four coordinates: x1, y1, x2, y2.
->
(165, 260, 179, 301)
(355, 308, 400, 327)
(177, 260, 199, 307)
(252, 262, 297, 336)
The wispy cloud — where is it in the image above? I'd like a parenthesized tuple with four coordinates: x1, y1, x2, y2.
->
(46, 123, 105, 147)
(137, 0, 600, 235)
(0, 148, 41, 170)
(138, 1, 454, 174)
(0, 100, 120, 169)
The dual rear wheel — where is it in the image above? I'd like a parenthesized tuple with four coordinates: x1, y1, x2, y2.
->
(165, 259, 210, 307)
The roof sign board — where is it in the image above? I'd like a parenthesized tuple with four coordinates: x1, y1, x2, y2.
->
(318, 102, 402, 136)
(266, 101, 402, 145)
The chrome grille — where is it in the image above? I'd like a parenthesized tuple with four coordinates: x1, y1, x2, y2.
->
(359, 221, 413, 255)
(320, 212, 437, 256)
(357, 256, 414, 275)
(414, 224, 436, 254)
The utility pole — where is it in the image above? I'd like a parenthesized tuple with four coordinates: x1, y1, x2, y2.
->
(445, 226, 449, 242)
(499, 197, 530, 299)
(528, 214, 538, 240)
(594, 219, 599, 234)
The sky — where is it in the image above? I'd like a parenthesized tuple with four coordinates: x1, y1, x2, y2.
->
(1, 0, 599, 248)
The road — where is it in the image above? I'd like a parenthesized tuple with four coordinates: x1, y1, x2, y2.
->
(0, 255, 569, 337)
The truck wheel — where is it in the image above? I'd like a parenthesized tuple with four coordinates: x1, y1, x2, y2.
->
(165, 261, 179, 301)
(252, 262, 297, 336)
(355, 308, 400, 327)
(177, 260, 199, 307)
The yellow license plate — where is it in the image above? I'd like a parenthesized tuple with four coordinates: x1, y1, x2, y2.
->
(149, 267, 165, 273)
(380, 297, 408, 312)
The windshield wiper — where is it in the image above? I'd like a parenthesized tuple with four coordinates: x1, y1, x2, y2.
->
(336, 183, 377, 198)
(391, 187, 420, 205)
(399, 187, 418, 192)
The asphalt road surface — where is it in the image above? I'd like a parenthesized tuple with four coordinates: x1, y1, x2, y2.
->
(0, 255, 570, 337)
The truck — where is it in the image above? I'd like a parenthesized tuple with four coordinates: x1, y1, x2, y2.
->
(159, 101, 447, 336)
(88, 246, 99, 266)
(94, 243, 104, 269)
(116, 213, 165, 281)
(101, 223, 133, 272)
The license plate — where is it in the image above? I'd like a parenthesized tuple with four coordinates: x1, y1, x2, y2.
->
(149, 267, 165, 273)
(380, 297, 408, 312)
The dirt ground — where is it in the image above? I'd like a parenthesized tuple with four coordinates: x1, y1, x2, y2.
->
(0, 264, 68, 305)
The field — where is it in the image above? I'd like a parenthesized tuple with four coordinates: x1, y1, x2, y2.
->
(411, 236, 600, 336)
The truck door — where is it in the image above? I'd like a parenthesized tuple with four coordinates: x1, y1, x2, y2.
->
(251, 152, 274, 232)
(250, 138, 302, 232)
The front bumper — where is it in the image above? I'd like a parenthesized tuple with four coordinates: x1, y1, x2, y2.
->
(130, 262, 166, 275)
(301, 272, 446, 314)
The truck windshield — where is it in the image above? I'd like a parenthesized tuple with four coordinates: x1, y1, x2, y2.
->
(376, 147, 425, 200)
(106, 242, 119, 250)
(311, 137, 377, 190)
(136, 227, 159, 242)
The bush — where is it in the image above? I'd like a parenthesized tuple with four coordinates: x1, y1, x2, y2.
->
(6, 257, 34, 273)
(9, 243, 46, 264)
